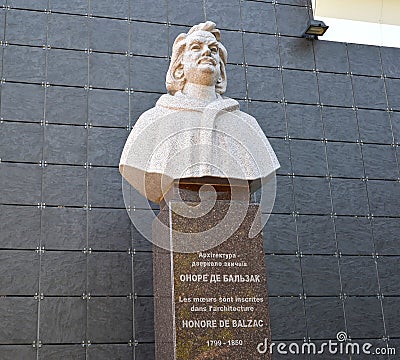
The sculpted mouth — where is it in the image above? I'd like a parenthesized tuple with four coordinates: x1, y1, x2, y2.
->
(197, 57, 217, 65)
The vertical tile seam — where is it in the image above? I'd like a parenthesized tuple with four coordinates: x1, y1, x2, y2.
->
(35, 0, 51, 357)
(238, 0, 249, 112)
(85, 0, 90, 357)
(127, 1, 137, 358)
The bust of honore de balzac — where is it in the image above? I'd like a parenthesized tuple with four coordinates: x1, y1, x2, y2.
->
(120, 21, 280, 203)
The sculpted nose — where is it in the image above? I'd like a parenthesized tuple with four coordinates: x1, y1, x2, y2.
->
(202, 46, 211, 56)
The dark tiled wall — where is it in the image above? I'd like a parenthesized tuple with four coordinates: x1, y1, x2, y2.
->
(0, 0, 399, 359)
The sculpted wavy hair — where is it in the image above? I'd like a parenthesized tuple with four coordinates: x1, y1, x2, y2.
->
(166, 21, 228, 95)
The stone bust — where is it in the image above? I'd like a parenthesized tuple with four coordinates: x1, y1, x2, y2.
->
(120, 21, 280, 203)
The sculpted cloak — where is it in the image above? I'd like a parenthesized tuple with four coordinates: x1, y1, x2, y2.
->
(119, 91, 280, 203)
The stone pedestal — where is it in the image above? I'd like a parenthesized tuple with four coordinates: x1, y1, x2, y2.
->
(153, 183, 272, 359)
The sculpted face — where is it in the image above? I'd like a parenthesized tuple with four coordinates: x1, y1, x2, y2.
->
(181, 30, 221, 86)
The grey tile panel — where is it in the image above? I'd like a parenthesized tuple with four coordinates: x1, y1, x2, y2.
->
(0, 205, 41, 249)
(240, 1, 276, 34)
(40, 251, 87, 296)
(0, 298, 37, 343)
(48, 12, 88, 50)
(40, 297, 86, 343)
(269, 297, 306, 340)
(0, 121, 43, 163)
(90, 0, 129, 19)
(89, 18, 129, 54)
(87, 297, 133, 342)
(3, 45, 46, 83)
(5, 9, 47, 46)
(243, 32, 279, 67)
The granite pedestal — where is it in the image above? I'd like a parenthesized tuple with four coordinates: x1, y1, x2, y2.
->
(153, 182, 272, 359)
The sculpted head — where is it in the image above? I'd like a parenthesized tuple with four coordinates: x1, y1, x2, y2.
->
(166, 21, 228, 95)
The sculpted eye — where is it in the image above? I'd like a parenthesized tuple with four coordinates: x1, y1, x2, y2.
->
(190, 44, 201, 51)
(210, 46, 218, 53)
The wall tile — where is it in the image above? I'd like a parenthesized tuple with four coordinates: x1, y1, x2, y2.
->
(326, 142, 364, 178)
(48, 13, 88, 50)
(276, 4, 310, 37)
(39, 345, 86, 360)
(330, 178, 369, 216)
(0, 251, 39, 295)
(297, 215, 336, 254)
(290, 139, 327, 176)
(248, 66, 282, 101)
(377, 256, 400, 296)
(367, 180, 399, 217)
(1, 82, 45, 122)
(241, 1, 276, 34)
(0, 346, 36, 360)
(322, 107, 359, 143)
(269, 297, 306, 340)
(167, 0, 203, 26)
(88, 89, 129, 127)
(352, 75, 387, 110)
(280, 36, 315, 70)
(357, 109, 393, 144)
(88, 167, 124, 208)
(0, 121, 43, 163)
(0, 205, 41, 249)
(0, 163, 42, 205)
(206, 0, 241, 31)
(44, 124, 87, 165)
(133, 252, 153, 295)
(47, 49, 88, 87)
(244, 33, 279, 67)
(313, 39, 349, 74)
(90, 0, 129, 19)
(264, 214, 298, 254)
(43, 165, 86, 206)
(381, 46, 400, 79)
(302, 255, 341, 296)
(130, 56, 169, 93)
(318, 72, 353, 107)
(266, 254, 303, 295)
(0, 298, 37, 343)
(131, 21, 168, 57)
(283, 69, 318, 104)
(347, 43, 382, 76)
(335, 217, 374, 255)
(6, 9, 46, 46)
(3, 45, 46, 83)
(293, 176, 331, 215)
(340, 256, 379, 295)
(362, 144, 399, 180)
(372, 217, 400, 255)
(88, 297, 133, 342)
(90, 52, 129, 89)
(134, 297, 154, 342)
(40, 251, 87, 295)
(248, 101, 286, 137)
(42, 207, 86, 250)
(88, 208, 131, 250)
(305, 297, 345, 339)
(88, 127, 128, 166)
(345, 297, 385, 338)
(40, 297, 86, 343)
(46, 86, 88, 125)
(50, 0, 89, 15)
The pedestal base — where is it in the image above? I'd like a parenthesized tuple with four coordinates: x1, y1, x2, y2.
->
(153, 199, 272, 360)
